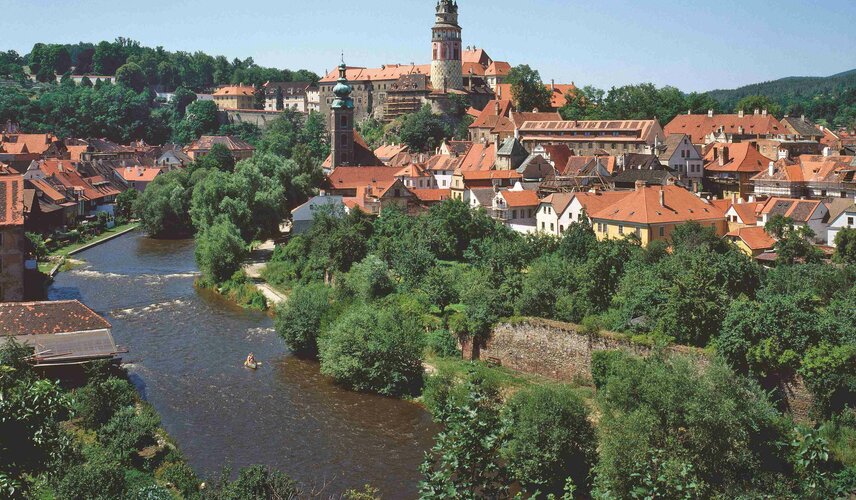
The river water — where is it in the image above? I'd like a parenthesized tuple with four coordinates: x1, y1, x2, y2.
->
(49, 232, 436, 498)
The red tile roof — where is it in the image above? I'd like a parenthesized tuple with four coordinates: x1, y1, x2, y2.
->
(460, 169, 521, 180)
(590, 186, 725, 225)
(665, 113, 786, 144)
(213, 85, 255, 97)
(115, 166, 162, 183)
(374, 143, 409, 162)
(705, 143, 771, 173)
(458, 142, 497, 172)
(411, 189, 451, 202)
(320, 64, 432, 83)
(0, 300, 111, 335)
(758, 197, 823, 223)
(548, 84, 577, 108)
(485, 61, 511, 77)
(470, 99, 514, 129)
(27, 178, 66, 203)
(0, 172, 24, 226)
(187, 135, 255, 153)
(500, 189, 539, 207)
(727, 226, 776, 251)
(572, 191, 632, 216)
(0, 133, 57, 156)
(326, 166, 401, 191)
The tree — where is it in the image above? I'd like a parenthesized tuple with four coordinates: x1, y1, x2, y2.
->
(115, 62, 146, 92)
(502, 385, 597, 496)
(735, 95, 782, 117)
(342, 255, 394, 301)
(594, 354, 789, 498)
(396, 105, 447, 152)
(115, 189, 139, 220)
(274, 283, 331, 355)
(200, 143, 236, 172)
(833, 227, 856, 264)
(194, 219, 246, 283)
(173, 99, 220, 145)
(420, 370, 509, 498)
(318, 302, 424, 396)
(0, 341, 72, 497)
(134, 169, 193, 237)
(206, 465, 300, 500)
(506, 65, 551, 112)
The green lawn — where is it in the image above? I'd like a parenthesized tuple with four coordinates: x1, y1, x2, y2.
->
(38, 222, 139, 274)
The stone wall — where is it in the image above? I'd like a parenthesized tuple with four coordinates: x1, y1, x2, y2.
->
(462, 317, 813, 420)
(222, 109, 289, 130)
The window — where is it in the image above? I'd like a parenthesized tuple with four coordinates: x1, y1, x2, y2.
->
(512, 209, 518, 219)
(542, 222, 545, 229)
(618, 225, 624, 235)
(848, 216, 854, 227)
(550, 223, 554, 231)
(559, 225, 564, 233)
(340, 115, 348, 127)
(659, 226, 665, 237)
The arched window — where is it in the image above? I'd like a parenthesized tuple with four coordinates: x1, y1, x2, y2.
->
(340, 115, 348, 128)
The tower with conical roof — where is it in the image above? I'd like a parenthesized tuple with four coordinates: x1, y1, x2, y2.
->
(430, 0, 463, 92)
(330, 62, 355, 166)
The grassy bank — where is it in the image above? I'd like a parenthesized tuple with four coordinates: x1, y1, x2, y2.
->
(37, 222, 139, 274)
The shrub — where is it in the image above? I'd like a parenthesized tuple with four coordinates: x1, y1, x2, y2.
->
(593, 354, 789, 498)
(195, 219, 246, 284)
(128, 484, 173, 500)
(426, 328, 459, 358)
(207, 465, 299, 500)
(502, 385, 597, 495)
(55, 458, 127, 500)
(73, 376, 136, 429)
(155, 461, 199, 498)
(799, 343, 856, 419)
(318, 302, 425, 396)
(590, 349, 631, 390)
(274, 283, 331, 355)
(98, 405, 160, 466)
(342, 255, 394, 301)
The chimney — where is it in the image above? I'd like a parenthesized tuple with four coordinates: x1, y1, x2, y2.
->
(707, 109, 714, 118)
(551, 79, 555, 91)
(801, 114, 806, 122)
(754, 109, 760, 116)
(635, 179, 645, 192)
(768, 161, 774, 176)
(718, 146, 729, 166)
(762, 109, 768, 116)
(738, 109, 744, 118)
(659, 187, 665, 207)
(494, 100, 500, 115)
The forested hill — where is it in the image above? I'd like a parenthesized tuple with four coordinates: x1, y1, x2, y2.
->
(707, 69, 856, 128)
(0, 38, 320, 92)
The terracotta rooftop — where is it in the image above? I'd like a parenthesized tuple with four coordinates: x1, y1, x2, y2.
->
(727, 226, 777, 251)
(458, 142, 497, 172)
(540, 193, 575, 214)
(485, 61, 511, 77)
(374, 143, 409, 162)
(460, 169, 521, 180)
(213, 85, 255, 97)
(590, 185, 725, 225)
(705, 142, 771, 173)
(0, 133, 57, 156)
(115, 166, 162, 183)
(572, 191, 633, 217)
(0, 172, 24, 226)
(0, 300, 111, 335)
(411, 188, 451, 202)
(326, 166, 401, 191)
(320, 64, 431, 83)
(758, 197, 823, 223)
(665, 113, 786, 144)
(500, 189, 540, 207)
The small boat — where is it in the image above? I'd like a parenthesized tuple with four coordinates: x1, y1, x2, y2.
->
(244, 360, 262, 369)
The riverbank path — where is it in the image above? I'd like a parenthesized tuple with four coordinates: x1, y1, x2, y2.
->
(243, 239, 288, 306)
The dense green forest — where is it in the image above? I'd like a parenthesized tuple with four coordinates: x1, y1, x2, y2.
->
(0, 39, 319, 90)
(257, 201, 856, 497)
(708, 69, 856, 128)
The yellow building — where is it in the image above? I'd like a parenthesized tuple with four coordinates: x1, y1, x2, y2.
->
(212, 85, 256, 110)
(589, 184, 727, 246)
(725, 226, 777, 256)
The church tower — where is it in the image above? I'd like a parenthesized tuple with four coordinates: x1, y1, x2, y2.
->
(330, 62, 354, 167)
(430, 0, 463, 92)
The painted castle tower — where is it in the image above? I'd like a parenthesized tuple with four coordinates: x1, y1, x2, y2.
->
(330, 62, 354, 166)
(430, 0, 463, 92)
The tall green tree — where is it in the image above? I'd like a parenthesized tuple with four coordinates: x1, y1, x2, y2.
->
(506, 64, 552, 112)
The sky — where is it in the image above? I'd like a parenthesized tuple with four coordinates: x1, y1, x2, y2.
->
(6, 0, 856, 92)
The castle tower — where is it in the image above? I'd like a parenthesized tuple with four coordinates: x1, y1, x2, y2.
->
(430, 0, 463, 92)
(330, 62, 355, 167)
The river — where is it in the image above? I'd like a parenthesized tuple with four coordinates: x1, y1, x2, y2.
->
(48, 232, 436, 498)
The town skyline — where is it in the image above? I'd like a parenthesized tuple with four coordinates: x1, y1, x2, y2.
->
(8, 0, 856, 92)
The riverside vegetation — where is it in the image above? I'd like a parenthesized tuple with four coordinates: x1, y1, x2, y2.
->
(0, 340, 311, 499)
(267, 200, 856, 498)
(133, 111, 327, 310)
